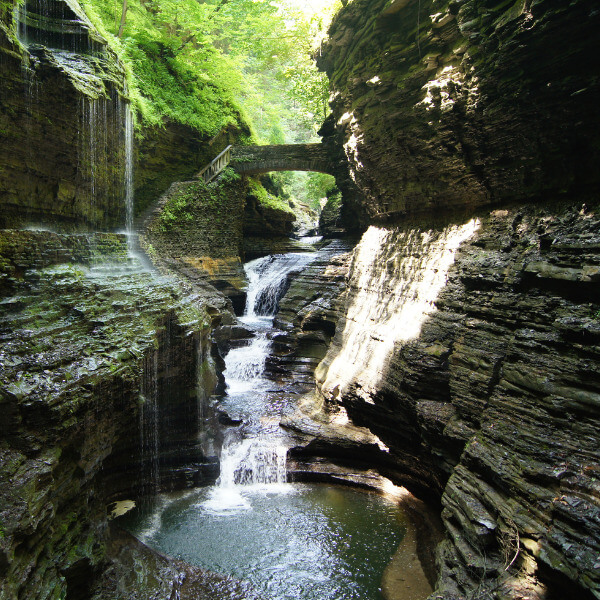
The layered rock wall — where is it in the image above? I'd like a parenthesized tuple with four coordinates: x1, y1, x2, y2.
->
(0, 231, 220, 599)
(318, 0, 600, 224)
(140, 172, 249, 313)
(312, 202, 600, 599)
(0, 0, 130, 230)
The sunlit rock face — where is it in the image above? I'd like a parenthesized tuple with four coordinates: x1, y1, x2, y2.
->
(318, 0, 600, 224)
(314, 202, 600, 599)
(315, 218, 480, 402)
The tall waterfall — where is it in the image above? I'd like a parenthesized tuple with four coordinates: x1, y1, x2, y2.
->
(16, 0, 134, 232)
(124, 103, 134, 237)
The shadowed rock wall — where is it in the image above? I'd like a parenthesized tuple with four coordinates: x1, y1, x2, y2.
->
(318, 0, 600, 225)
(0, 0, 130, 231)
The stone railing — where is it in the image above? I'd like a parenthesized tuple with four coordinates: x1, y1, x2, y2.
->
(196, 144, 232, 183)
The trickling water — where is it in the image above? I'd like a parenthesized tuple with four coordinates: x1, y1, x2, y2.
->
(244, 252, 318, 318)
(124, 103, 134, 237)
(140, 352, 160, 496)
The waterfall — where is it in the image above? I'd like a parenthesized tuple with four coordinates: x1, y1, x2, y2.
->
(244, 252, 317, 318)
(203, 251, 319, 511)
(223, 333, 270, 393)
(219, 438, 287, 487)
(140, 352, 160, 496)
(16, 0, 133, 233)
(124, 103, 134, 236)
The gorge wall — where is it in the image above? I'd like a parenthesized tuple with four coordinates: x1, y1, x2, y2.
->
(318, 0, 600, 226)
(0, 230, 221, 599)
(305, 204, 600, 600)
(300, 1, 600, 599)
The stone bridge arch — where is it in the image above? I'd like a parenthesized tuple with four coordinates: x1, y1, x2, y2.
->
(230, 144, 334, 175)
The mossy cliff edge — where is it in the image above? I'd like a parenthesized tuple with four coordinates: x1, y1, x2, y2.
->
(0, 230, 223, 599)
(0, 0, 251, 231)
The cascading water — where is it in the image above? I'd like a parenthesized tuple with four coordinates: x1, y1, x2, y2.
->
(211, 252, 319, 492)
(124, 102, 134, 236)
(118, 241, 427, 600)
(244, 252, 318, 319)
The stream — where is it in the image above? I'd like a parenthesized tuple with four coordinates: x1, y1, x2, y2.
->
(118, 243, 423, 600)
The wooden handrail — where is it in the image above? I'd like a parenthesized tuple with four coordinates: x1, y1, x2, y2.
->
(196, 144, 233, 183)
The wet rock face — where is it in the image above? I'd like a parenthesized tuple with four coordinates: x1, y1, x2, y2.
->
(0, 231, 220, 599)
(0, 0, 131, 231)
(314, 202, 600, 599)
(318, 0, 600, 224)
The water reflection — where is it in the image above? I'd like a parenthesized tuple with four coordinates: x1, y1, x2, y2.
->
(119, 484, 407, 600)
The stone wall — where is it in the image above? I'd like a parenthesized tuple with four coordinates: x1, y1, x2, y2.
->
(141, 173, 249, 313)
(0, 230, 220, 599)
(307, 201, 600, 599)
(318, 0, 600, 225)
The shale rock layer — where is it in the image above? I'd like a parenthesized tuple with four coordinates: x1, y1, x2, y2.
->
(314, 202, 600, 600)
(0, 231, 220, 599)
(318, 0, 600, 224)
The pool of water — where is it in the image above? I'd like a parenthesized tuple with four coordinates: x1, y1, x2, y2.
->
(118, 483, 407, 600)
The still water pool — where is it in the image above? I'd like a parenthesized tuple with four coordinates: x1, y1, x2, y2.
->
(119, 483, 407, 600)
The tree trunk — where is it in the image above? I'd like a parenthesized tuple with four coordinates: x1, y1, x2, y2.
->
(118, 0, 128, 38)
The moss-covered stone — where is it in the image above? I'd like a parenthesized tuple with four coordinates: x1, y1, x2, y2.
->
(0, 230, 221, 599)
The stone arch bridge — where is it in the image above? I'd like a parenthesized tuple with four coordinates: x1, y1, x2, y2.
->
(230, 144, 334, 176)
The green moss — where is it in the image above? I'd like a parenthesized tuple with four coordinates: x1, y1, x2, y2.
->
(156, 168, 244, 232)
(80, 0, 250, 138)
(248, 178, 295, 216)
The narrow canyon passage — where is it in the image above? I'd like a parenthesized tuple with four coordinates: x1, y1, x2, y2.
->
(1, 0, 599, 599)
(117, 241, 435, 600)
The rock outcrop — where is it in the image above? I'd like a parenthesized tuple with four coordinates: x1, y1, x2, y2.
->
(0, 0, 130, 230)
(306, 201, 600, 600)
(303, 2, 600, 597)
(139, 171, 249, 313)
(318, 0, 600, 225)
(0, 230, 221, 599)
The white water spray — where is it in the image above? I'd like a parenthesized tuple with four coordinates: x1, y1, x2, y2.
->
(244, 252, 317, 318)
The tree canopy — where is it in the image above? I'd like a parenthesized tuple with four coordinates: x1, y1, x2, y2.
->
(83, 0, 340, 144)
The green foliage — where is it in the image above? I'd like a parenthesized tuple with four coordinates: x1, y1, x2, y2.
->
(306, 172, 336, 210)
(248, 178, 295, 216)
(322, 188, 342, 213)
(159, 186, 197, 231)
(81, 0, 341, 141)
(82, 0, 250, 135)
